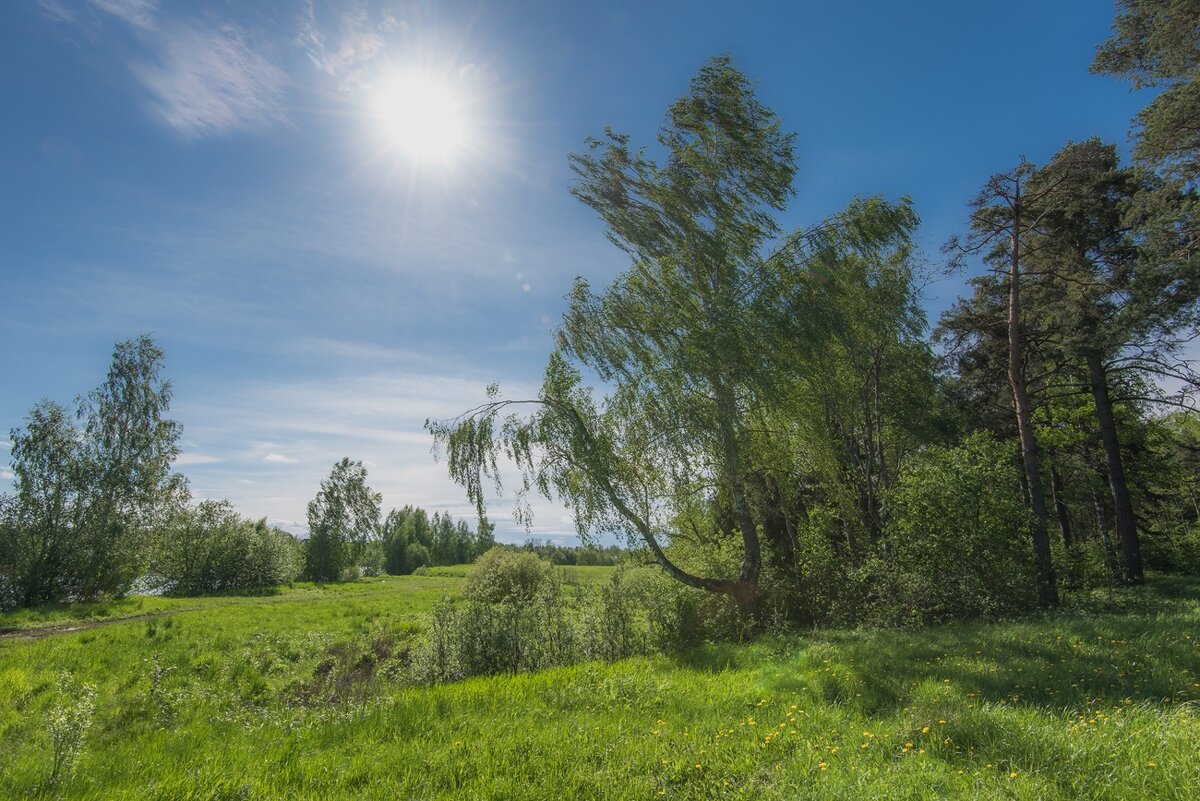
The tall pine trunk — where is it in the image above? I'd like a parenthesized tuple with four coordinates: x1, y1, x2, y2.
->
(1006, 197, 1059, 608)
(1085, 351, 1144, 584)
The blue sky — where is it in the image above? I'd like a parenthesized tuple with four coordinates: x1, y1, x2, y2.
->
(1, 0, 1149, 541)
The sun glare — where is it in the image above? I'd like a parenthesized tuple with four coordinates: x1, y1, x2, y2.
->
(372, 70, 468, 164)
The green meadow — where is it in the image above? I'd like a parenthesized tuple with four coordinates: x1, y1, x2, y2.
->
(1, 569, 1197, 800)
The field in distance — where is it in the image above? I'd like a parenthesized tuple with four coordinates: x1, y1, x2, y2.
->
(1, 569, 1198, 800)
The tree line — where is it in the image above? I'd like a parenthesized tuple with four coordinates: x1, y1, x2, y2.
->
(0, 340, 497, 607)
(430, 2, 1200, 627)
(300, 456, 497, 581)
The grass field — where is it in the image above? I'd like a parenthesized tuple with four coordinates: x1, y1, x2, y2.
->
(1, 569, 1198, 800)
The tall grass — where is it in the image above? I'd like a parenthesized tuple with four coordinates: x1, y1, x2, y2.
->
(0, 571, 1196, 799)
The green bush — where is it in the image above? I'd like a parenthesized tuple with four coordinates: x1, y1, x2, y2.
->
(577, 566, 645, 661)
(155, 501, 302, 595)
(879, 434, 1040, 626)
(1058, 540, 1117, 590)
(463, 547, 555, 604)
(413, 552, 576, 681)
(1142, 523, 1200, 574)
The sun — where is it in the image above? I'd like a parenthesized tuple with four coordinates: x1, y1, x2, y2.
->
(371, 70, 468, 164)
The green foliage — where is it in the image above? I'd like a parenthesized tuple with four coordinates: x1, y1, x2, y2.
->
(414, 552, 575, 681)
(379, 506, 494, 575)
(430, 57, 920, 613)
(304, 459, 381, 582)
(2, 572, 1198, 799)
(879, 436, 1040, 625)
(45, 672, 96, 790)
(463, 546, 556, 604)
(1094, 0, 1200, 179)
(1058, 540, 1120, 590)
(155, 501, 302, 595)
(0, 336, 183, 608)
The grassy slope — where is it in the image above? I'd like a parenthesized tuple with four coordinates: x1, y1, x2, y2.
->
(0, 572, 1197, 800)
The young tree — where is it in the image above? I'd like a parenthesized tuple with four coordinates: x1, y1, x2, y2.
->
(429, 57, 916, 614)
(304, 459, 381, 581)
(0, 401, 83, 608)
(381, 507, 409, 574)
(0, 336, 183, 606)
(76, 335, 184, 598)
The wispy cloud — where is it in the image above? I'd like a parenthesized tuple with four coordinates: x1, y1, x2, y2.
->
(132, 22, 289, 139)
(88, 0, 157, 29)
(37, 0, 77, 25)
(40, 1, 288, 139)
(0, 470, 14, 482)
(176, 452, 221, 466)
(297, 0, 394, 92)
(173, 366, 578, 543)
(0, 440, 11, 450)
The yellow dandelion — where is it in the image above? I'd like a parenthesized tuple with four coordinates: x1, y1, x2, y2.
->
(818, 762, 829, 771)
(921, 726, 930, 734)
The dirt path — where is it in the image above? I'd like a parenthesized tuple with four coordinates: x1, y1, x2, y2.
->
(0, 611, 172, 641)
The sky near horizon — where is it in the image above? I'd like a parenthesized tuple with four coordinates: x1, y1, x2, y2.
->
(1, 0, 1152, 542)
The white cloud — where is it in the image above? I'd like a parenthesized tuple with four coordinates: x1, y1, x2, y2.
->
(263, 452, 299, 464)
(88, 0, 157, 29)
(173, 366, 582, 543)
(131, 22, 289, 139)
(297, 0, 390, 91)
(175, 452, 220, 466)
(0, 440, 11, 450)
(38, 0, 77, 24)
(40, 0, 286, 139)
(0, 470, 14, 482)
(270, 519, 308, 537)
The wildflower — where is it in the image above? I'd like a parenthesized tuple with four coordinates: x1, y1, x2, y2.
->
(1010, 772, 1018, 779)
(921, 726, 930, 734)
(818, 762, 828, 771)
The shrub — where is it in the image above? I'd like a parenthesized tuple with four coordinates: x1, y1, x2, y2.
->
(881, 434, 1040, 626)
(577, 566, 643, 661)
(1058, 540, 1118, 590)
(413, 550, 577, 680)
(46, 673, 96, 789)
(463, 547, 555, 604)
(155, 501, 302, 595)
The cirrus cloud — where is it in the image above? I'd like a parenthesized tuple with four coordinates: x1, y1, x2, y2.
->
(131, 22, 289, 140)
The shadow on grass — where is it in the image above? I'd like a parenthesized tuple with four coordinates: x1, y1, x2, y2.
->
(748, 576, 1200, 718)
